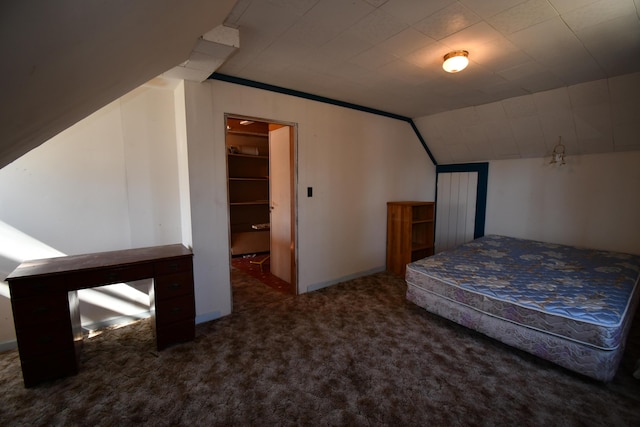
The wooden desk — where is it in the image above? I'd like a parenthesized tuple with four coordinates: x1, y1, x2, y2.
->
(6, 244, 195, 387)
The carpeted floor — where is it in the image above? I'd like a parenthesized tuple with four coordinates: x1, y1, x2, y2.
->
(1, 269, 639, 426)
(232, 254, 294, 294)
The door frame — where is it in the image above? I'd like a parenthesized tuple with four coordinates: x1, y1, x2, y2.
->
(435, 162, 489, 240)
(224, 113, 298, 294)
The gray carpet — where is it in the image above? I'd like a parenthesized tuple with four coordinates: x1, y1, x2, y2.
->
(1, 269, 639, 426)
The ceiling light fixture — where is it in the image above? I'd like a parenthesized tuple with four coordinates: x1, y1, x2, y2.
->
(442, 50, 469, 73)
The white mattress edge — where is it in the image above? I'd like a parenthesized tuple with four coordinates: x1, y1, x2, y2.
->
(406, 277, 623, 352)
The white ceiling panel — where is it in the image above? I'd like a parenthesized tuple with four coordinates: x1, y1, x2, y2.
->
(502, 95, 537, 118)
(349, 8, 408, 44)
(267, 0, 319, 16)
(316, 32, 373, 62)
(475, 102, 508, 121)
(450, 65, 506, 88)
(474, 38, 533, 73)
(543, 51, 605, 85)
(211, 0, 640, 164)
(487, 0, 558, 34)
(575, 14, 640, 76)
(567, 79, 609, 106)
(234, 1, 300, 47)
(380, 0, 457, 25)
(479, 82, 529, 99)
(440, 22, 504, 52)
(303, 0, 375, 33)
(512, 71, 566, 93)
(509, 115, 547, 156)
(533, 87, 572, 111)
(377, 28, 437, 58)
(484, 122, 520, 159)
(349, 47, 398, 69)
(608, 72, 640, 122)
(614, 123, 640, 150)
(446, 143, 475, 162)
(497, 60, 545, 81)
(507, 17, 587, 63)
(561, 0, 635, 32)
(572, 104, 613, 154)
(547, 0, 600, 14)
(537, 110, 578, 150)
(403, 41, 451, 69)
(224, 0, 252, 25)
(460, 0, 528, 19)
(377, 59, 439, 84)
(412, 2, 481, 40)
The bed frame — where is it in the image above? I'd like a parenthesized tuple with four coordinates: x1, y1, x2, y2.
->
(405, 235, 640, 381)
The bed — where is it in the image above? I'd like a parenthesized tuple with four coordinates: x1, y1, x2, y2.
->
(405, 235, 640, 381)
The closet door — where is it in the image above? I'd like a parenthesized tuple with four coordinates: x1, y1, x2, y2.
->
(435, 172, 477, 253)
(435, 163, 488, 254)
(269, 126, 292, 283)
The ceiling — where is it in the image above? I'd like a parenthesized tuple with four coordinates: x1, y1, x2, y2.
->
(1, 0, 638, 168)
(217, 0, 640, 119)
(0, 0, 237, 169)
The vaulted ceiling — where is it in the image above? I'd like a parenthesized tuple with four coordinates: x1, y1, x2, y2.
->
(0, 0, 237, 169)
(218, 0, 640, 163)
(2, 0, 639, 168)
(219, 0, 640, 118)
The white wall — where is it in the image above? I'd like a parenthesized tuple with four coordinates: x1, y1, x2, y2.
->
(486, 151, 640, 255)
(0, 77, 436, 344)
(185, 80, 436, 322)
(0, 84, 187, 347)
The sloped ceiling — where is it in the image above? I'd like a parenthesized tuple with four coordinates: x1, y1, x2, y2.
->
(0, 0, 236, 169)
(2, 0, 639, 168)
(217, 0, 640, 163)
(415, 72, 640, 163)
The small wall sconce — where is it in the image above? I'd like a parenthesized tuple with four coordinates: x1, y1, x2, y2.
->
(443, 50, 469, 73)
(549, 137, 566, 166)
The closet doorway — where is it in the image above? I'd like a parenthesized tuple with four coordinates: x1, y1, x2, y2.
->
(225, 115, 297, 300)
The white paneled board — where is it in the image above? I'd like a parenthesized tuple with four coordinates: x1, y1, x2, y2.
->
(435, 172, 477, 253)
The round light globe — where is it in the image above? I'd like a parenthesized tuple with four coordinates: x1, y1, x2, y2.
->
(443, 51, 469, 73)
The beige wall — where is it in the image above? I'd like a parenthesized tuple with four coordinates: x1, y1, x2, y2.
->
(0, 84, 187, 347)
(486, 151, 640, 255)
(184, 80, 437, 322)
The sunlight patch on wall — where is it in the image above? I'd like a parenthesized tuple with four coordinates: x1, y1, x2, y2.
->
(1, 220, 151, 324)
(0, 220, 64, 263)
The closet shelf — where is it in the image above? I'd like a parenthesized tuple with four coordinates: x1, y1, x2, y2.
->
(227, 130, 268, 137)
(227, 153, 269, 159)
(230, 201, 270, 206)
(229, 177, 269, 181)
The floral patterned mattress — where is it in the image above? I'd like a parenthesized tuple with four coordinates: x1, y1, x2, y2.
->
(406, 235, 640, 359)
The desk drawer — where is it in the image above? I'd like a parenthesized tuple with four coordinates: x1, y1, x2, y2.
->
(154, 256, 192, 275)
(154, 272, 193, 300)
(154, 293, 195, 325)
(11, 293, 70, 329)
(16, 321, 75, 357)
(9, 276, 69, 299)
(78, 263, 153, 287)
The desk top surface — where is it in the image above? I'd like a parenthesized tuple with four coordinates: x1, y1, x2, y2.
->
(6, 244, 192, 281)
